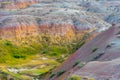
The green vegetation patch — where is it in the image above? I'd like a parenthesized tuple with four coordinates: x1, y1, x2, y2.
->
(0, 34, 87, 79)
(0, 40, 39, 65)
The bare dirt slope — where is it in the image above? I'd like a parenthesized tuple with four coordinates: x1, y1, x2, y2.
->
(47, 24, 120, 80)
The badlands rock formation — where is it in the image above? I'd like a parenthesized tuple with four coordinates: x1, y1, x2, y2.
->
(0, 0, 111, 41)
(0, 0, 120, 80)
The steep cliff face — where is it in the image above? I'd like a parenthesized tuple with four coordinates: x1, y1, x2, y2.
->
(0, 0, 38, 9)
(0, 16, 110, 44)
(0, 16, 93, 45)
(0, 15, 38, 39)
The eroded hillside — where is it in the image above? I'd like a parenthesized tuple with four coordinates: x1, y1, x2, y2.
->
(0, 0, 119, 80)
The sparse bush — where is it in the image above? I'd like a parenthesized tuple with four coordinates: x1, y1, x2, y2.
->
(73, 61, 79, 67)
(49, 73, 55, 78)
(57, 70, 65, 77)
(5, 41, 12, 46)
(13, 54, 26, 59)
(56, 57, 64, 63)
(42, 50, 48, 54)
(106, 44, 111, 48)
(92, 47, 98, 52)
(91, 52, 104, 61)
(73, 41, 85, 51)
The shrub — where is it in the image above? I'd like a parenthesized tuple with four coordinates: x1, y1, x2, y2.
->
(56, 57, 64, 63)
(49, 73, 55, 78)
(92, 47, 98, 52)
(74, 41, 85, 50)
(56, 70, 65, 77)
(4, 41, 12, 46)
(79, 41, 85, 47)
(91, 52, 104, 61)
(68, 75, 81, 80)
(72, 61, 79, 67)
(13, 55, 20, 59)
(13, 54, 26, 59)
(42, 50, 48, 54)
(106, 44, 111, 48)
